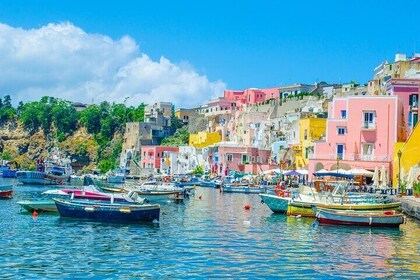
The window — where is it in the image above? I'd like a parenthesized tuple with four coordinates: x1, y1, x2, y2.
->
(250, 156, 255, 163)
(337, 144, 344, 160)
(257, 156, 262, 163)
(241, 154, 247, 164)
(304, 129, 308, 140)
(362, 143, 374, 159)
(337, 127, 346, 135)
(227, 154, 233, 162)
(363, 111, 375, 128)
(341, 110, 347, 119)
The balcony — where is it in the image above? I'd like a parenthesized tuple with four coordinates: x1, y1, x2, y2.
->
(361, 121, 376, 130)
(309, 153, 390, 162)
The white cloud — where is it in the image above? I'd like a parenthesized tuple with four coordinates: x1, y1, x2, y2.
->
(0, 22, 225, 107)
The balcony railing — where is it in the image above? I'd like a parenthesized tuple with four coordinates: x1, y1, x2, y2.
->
(361, 121, 376, 130)
(309, 153, 390, 161)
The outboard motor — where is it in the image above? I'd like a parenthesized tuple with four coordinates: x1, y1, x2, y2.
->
(83, 176, 95, 186)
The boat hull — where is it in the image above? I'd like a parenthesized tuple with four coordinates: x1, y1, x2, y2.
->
(16, 171, 69, 185)
(54, 199, 160, 222)
(316, 209, 405, 227)
(17, 200, 58, 212)
(287, 201, 401, 217)
(0, 184, 13, 199)
(259, 194, 290, 213)
(222, 185, 266, 194)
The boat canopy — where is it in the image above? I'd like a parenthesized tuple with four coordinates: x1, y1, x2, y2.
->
(313, 172, 355, 179)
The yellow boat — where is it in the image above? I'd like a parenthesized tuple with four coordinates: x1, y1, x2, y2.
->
(287, 201, 401, 217)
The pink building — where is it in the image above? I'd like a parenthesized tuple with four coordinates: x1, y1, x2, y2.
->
(141, 146, 179, 172)
(386, 78, 420, 137)
(308, 96, 404, 182)
(216, 144, 274, 175)
(224, 87, 280, 106)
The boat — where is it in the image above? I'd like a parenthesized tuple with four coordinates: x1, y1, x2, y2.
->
(0, 184, 13, 199)
(106, 168, 126, 184)
(260, 182, 401, 217)
(1, 160, 18, 178)
(43, 185, 147, 204)
(314, 207, 406, 227)
(17, 200, 57, 212)
(221, 184, 266, 194)
(287, 200, 402, 217)
(199, 176, 223, 188)
(16, 149, 72, 185)
(53, 198, 160, 222)
(259, 192, 293, 213)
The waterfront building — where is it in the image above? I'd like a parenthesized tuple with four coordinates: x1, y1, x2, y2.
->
(308, 96, 404, 183)
(140, 146, 179, 174)
(294, 117, 326, 168)
(392, 121, 420, 188)
(189, 131, 222, 148)
(213, 142, 274, 176)
(160, 146, 204, 175)
(386, 78, 420, 137)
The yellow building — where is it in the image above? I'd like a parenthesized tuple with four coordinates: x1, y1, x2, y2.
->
(295, 118, 326, 168)
(392, 122, 420, 188)
(189, 131, 222, 148)
(174, 108, 197, 125)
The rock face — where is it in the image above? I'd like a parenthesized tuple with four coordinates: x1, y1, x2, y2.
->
(0, 121, 98, 170)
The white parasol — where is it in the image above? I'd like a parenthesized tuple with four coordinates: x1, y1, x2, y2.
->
(372, 166, 379, 188)
(379, 165, 387, 190)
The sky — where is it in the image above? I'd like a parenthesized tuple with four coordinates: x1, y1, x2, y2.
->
(0, 0, 420, 107)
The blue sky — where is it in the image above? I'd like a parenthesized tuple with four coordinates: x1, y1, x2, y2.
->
(0, 0, 420, 106)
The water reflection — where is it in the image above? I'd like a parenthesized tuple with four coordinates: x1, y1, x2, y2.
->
(0, 180, 419, 278)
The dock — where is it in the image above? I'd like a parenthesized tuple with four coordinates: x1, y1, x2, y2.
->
(390, 196, 420, 220)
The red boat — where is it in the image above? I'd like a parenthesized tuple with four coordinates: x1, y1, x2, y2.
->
(0, 184, 13, 199)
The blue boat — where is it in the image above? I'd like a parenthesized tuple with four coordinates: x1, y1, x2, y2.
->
(221, 184, 266, 194)
(53, 198, 160, 222)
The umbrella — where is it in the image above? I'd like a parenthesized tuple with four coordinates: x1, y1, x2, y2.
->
(284, 170, 302, 176)
(379, 165, 387, 189)
(406, 167, 415, 190)
(372, 166, 379, 188)
(348, 168, 374, 177)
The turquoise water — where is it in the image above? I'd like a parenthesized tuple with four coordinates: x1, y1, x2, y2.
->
(1, 178, 419, 279)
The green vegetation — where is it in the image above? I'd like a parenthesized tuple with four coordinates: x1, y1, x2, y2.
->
(161, 126, 189, 147)
(192, 165, 204, 176)
(0, 95, 147, 172)
(0, 151, 12, 160)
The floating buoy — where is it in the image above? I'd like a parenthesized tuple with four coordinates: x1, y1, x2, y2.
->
(32, 210, 38, 221)
(244, 204, 251, 210)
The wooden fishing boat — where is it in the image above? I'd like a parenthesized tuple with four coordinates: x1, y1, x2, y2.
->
(17, 200, 57, 212)
(53, 198, 160, 222)
(315, 208, 406, 227)
(0, 184, 13, 199)
(287, 200, 401, 217)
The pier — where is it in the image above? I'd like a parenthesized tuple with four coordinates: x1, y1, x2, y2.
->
(390, 196, 420, 220)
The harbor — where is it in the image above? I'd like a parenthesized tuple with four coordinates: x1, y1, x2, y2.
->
(0, 177, 419, 279)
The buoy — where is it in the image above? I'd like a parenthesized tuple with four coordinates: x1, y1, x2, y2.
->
(32, 210, 38, 221)
(244, 204, 251, 210)
(199, 196, 202, 200)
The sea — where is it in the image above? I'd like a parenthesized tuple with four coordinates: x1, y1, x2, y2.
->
(1, 177, 419, 279)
